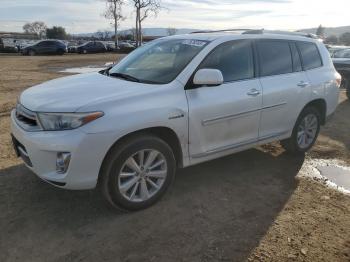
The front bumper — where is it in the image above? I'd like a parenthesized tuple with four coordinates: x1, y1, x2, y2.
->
(10, 110, 112, 190)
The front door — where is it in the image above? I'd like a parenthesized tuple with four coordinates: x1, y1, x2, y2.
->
(186, 40, 262, 158)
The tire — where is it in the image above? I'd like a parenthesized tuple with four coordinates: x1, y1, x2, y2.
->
(83, 49, 87, 54)
(28, 49, 36, 56)
(99, 134, 176, 211)
(281, 106, 321, 154)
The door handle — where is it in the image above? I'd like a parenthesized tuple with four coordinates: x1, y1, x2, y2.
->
(247, 89, 260, 96)
(297, 81, 309, 88)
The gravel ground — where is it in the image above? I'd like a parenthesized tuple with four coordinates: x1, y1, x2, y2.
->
(0, 54, 349, 262)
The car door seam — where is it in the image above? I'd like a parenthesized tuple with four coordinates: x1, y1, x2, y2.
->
(202, 108, 261, 126)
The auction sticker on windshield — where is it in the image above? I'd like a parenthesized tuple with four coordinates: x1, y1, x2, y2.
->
(182, 39, 207, 47)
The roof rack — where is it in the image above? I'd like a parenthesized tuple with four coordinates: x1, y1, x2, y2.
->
(243, 29, 319, 39)
(191, 29, 257, 34)
(191, 28, 319, 39)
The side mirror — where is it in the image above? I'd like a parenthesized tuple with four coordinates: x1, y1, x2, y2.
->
(193, 69, 224, 86)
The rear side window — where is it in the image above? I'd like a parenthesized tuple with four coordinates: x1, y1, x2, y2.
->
(37, 41, 48, 47)
(297, 42, 322, 70)
(200, 40, 254, 82)
(257, 40, 293, 77)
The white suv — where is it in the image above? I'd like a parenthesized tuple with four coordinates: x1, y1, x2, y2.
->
(11, 30, 340, 210)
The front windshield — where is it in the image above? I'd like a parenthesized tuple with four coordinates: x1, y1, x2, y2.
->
(109, 38, 209, 84)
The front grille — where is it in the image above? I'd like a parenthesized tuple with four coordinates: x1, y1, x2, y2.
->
(15, 104, 42, 131)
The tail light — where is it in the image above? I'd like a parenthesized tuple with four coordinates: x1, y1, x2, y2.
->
(335, 73, 342, 88)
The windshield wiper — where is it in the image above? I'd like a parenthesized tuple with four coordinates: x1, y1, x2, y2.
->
(108, 72, 140, 82)
(100, 66, 112, 75)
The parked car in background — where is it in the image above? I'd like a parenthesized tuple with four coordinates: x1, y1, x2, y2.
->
(11, 30, 340, 211)
(21, 40, 67, 56)
(0, 38, 19, 53)
(67, 45, 77, 53)
(105, 42, 116, 52)
(0, 38, 4, 50)
(332, 48, 350, 98)
(66, 42, 78, 53)
(116, 42, 136, 53)
(77, 41, 107, 54)
(328, 45, 349, 57)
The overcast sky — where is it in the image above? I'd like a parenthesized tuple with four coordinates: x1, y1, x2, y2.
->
(0, 0, 349, 34)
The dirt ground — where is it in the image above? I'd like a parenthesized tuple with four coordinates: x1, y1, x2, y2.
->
(0, 54, 349, 262)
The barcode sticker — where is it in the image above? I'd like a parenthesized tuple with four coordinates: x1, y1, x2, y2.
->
(182, 40, 207, 47)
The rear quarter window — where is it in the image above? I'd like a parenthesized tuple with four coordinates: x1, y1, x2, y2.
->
(297, 42, 323, 70)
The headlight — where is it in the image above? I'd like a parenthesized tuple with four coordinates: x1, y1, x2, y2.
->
(37, 112, 104, 131)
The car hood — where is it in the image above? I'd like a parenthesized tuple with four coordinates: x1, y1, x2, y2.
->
(20, 72, 156, 112)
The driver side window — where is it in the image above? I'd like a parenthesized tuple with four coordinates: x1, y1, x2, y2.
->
(37, 41, 47, 47)
(199, 40, 254, 82)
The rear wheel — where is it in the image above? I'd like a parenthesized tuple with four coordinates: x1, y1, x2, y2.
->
(281, 107, 321, 154)
(28, 49, 36, 56)
(100, 134, 176, 211)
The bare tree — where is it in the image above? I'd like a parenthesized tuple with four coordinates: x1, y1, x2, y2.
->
(97, 30, 112, 40)
(131, 0, 162, 46)
(96, 30, 104, 40)
(23, 21, 47, 39)
(102, 0, 125, 46)
(167, 27, 177, 36)
(104, 30, 112, 40)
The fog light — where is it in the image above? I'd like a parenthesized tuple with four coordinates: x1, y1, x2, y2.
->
(56, 152, 71, 174)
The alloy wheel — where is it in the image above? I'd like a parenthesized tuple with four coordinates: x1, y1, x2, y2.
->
(297, 113, 318, 149)
(118, 149, 167, 202)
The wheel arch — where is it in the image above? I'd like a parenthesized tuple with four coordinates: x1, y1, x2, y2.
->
(98, 126, 184, 183)
(301, 99, 327, 125)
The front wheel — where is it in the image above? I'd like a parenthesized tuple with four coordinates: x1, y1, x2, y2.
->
(100, 134, 176, 211)
(28, 50, 36, 56)
(57, 49, 65, 55)
(281, 107, 321, 154)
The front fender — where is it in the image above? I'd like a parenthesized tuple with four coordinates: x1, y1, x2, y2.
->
(80, 82, 189, 165)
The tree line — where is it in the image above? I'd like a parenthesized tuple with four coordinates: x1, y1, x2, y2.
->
(23, 0, 165, 47)
(23, 22, 69, 40)
(22, 12, 350, 47)
(315, 24, 350, 46)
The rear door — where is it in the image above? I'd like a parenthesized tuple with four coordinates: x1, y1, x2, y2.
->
(36, 41, 49, 54)
(97, 42, 105, 52)
(257, 39, 311, 139)
(186, 40, 262, 158)
(47, 41, 57, 53)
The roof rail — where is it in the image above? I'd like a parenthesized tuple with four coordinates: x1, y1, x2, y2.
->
(243, 29, 319, 39)
(190, 28, 319, 39)
(191, 29, 258, 34)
